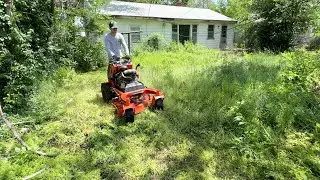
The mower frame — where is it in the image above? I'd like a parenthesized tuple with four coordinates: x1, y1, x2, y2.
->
(101, 57, 164, 122)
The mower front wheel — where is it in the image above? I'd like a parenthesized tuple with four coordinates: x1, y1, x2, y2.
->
(152, 99, 164, 111)
(124, 109, 134, 123)
(101, 83, 113, 102)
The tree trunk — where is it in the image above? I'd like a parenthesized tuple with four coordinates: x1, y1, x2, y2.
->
(50, 0, 55, 26)
(51, 0, 55, 15)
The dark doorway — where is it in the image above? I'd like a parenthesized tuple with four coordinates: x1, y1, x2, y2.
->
(179, 25, 190, 44)
(220, 25, 227, 49)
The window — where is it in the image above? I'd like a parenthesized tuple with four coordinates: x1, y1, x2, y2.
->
(207, 25, 214, 39)
(192, 25, 197, 43)
(130, 26, 140, 43)
(172, 24, 178, 41)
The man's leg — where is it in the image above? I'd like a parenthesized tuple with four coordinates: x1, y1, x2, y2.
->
(107, 59, 111, 80)
(107, 58, 114, 80)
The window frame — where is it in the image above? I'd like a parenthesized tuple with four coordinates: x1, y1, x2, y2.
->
(207, 25, 214, 39)
(221, 25, 227, 38)
(130, 25, 141, 43)
(172, 24, 178, 41)
(192, 24, 198, 43)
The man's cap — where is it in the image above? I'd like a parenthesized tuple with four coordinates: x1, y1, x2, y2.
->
(109, 21, 118, 29)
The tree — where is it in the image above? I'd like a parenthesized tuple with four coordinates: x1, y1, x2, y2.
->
(0, 0, 109, 112)
(248, 0, 320, 52)
(210, 0, 227, 14)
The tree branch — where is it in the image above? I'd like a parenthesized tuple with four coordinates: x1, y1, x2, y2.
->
(0, 105, 58, 157)
(1, 120, 34, 127)
(22, 166, 50, 180)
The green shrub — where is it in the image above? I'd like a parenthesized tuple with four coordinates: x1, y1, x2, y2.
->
(307, 36, 320, 50)
(165, 41, 185, 52)
(132, 33, 169, 56)
(73, 37, 107, 72)
(145, 33, 168, 51)
(281, 50, 320, 93)
(0, 0, 108, 112)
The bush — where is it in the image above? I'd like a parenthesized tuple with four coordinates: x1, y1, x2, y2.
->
(165, 41, 185, 52)
(73, 37, 107, 72)
(248, 0, 318, 52)
(145, 33, 167, 51)
(132, 33, 169, 56)
(27, 67, 76, 123)
(307, 36, 320, 51)
(0, 0, 108, 112)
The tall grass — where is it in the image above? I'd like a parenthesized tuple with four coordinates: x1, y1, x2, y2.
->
(0, 43, 319, 179)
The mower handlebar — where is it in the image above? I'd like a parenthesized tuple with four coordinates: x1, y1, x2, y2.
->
(110, 56, 131, 64)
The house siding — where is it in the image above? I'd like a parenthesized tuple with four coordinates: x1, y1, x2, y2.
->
(102, 17, 234, 51)
(226, 25, 234, 49)
(105, 18, 171, 50)
(197, 23, 222, 49)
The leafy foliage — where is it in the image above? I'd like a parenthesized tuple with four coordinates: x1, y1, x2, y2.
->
(307, 36, 320, 50)
(132, 33, 169, 56)
(209, 0, 320, 51)
(222, 0, 254, 48)
(248, 0, 320, 52)
(0, 0, 57, 112)
(0, 0, 109, 112)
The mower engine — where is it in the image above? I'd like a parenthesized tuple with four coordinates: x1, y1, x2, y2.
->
(115, 68, 145, 92)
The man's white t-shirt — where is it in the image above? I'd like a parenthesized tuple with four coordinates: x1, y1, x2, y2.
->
(104, 32, 130, 60)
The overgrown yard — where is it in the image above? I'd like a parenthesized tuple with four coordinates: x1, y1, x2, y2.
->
(0, 46, 319, 179)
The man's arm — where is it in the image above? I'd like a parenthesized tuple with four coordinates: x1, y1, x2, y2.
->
(120, 33, 130, 55)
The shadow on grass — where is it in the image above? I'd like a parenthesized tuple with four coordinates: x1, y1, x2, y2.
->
(81, 59, 282, 179)
(87, 93, 109, 106)
(152, 60, 281, 179)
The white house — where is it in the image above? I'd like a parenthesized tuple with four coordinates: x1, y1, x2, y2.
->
(100, 1, 237, 51)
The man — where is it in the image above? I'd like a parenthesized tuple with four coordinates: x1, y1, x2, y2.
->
(104, 21, 130, 62)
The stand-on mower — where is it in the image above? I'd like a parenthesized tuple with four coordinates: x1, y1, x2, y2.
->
(101, 57, 164, 122)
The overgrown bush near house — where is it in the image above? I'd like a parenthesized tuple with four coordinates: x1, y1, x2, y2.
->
(165, 41, 185, 52)
(145, 33, 168, 51)
(132, 33, 169, 56)
(307, 36, 320, 50)
(132, 33, 210, 57)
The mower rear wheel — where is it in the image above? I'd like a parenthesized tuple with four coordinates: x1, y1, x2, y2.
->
(101, 83, 113, 102)
(124, 109, 134, 123)
(152, 99, 164, 110)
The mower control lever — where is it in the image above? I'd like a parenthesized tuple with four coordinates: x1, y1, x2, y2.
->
(136, 63, 141, 70)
